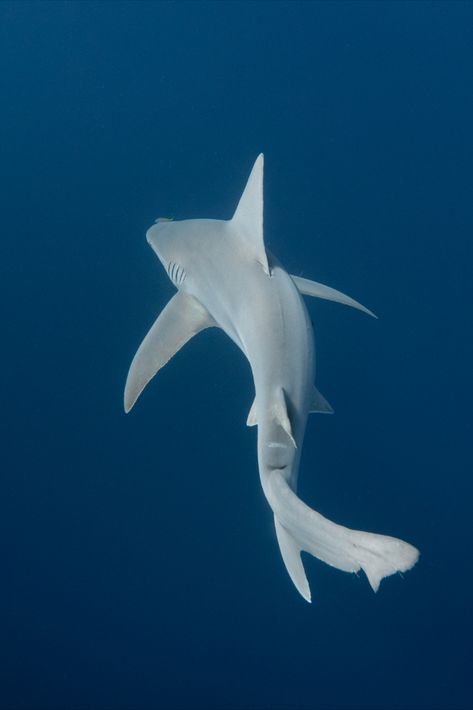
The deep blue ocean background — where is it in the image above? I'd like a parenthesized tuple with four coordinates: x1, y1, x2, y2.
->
(1, 2, 472, 709)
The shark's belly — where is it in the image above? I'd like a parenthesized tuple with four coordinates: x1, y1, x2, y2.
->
(209, 263, 315, 443)
(243, 267, 314, 404)
(189, 256, 315, 436)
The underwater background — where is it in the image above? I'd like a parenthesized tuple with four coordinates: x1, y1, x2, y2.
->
(1, 2, 472, 709)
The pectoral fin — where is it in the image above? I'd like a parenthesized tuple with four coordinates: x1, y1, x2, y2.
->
(124, 292, 214, 413)
(291, 275, 377, 318)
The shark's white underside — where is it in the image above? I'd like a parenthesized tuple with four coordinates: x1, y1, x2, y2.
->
(124, 154, 419, 602)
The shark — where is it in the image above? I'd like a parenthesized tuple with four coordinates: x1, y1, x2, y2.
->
(124, 154, 419, 602)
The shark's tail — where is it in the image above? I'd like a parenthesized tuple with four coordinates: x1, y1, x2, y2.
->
(268, 472, 419, 602)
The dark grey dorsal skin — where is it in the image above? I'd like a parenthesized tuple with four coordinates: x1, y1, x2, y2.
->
(124, 155, 419, 602)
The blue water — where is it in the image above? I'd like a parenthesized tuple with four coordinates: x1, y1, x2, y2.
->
(1, 2, 472, 709)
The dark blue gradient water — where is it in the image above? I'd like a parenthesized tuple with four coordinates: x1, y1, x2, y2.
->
(1, 2, 472, 708)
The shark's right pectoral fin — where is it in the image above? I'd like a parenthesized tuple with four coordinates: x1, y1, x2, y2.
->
(291, 274, 377, 318)
(124, 291, 214, 413)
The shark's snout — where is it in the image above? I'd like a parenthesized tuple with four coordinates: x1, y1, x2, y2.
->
(146, 224, 160, 246)
(146, 217, 173, 242)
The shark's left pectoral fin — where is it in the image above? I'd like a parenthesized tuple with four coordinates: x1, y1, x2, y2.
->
(124, 292, 214, 413)
(231, 153, 270, 276)
(291, 275, 377, 318)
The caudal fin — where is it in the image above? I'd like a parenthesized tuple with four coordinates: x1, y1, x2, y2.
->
(274, 517, 312, 602)
(269, 473, 419, 601)
(340, 527, 420, 593)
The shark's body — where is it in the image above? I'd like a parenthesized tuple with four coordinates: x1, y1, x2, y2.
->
(125, 155, 419, 602)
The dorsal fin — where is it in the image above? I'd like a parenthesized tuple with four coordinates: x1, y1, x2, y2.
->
(231, 154, 270, 275)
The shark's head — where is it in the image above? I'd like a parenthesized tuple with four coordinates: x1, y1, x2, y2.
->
(144, 153, 269, 289)
(146, 215, 230, 291)
(146, 217, 194, 289)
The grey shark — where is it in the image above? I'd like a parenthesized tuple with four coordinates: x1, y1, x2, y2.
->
(124, 154, 419, 602)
